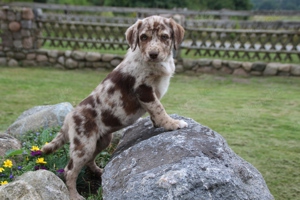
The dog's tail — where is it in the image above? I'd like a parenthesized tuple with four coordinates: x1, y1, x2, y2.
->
(41, 126, 69, 154)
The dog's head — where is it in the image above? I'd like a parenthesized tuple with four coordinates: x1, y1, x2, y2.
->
(125, 15, 185, 62)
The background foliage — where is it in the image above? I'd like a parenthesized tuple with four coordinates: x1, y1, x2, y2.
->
(3, 0, 300, 10)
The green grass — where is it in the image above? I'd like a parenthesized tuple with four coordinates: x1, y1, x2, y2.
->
(0, 67, 300, 199)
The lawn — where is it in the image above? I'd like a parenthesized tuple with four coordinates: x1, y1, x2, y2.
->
(0, 67, 299, 199)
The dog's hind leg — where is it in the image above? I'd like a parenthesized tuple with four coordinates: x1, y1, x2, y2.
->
(85, 133, 113, 177)
(64, 133, 99, 200)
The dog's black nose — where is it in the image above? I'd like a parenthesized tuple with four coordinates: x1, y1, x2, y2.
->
(149, 52, 158, 59)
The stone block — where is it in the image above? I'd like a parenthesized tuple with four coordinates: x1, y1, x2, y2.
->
(7, 11, 16, 21)
(263, 63, 278, 76)
(0, 10, 6, 20)
(13, 40, 22, 48)
(23, 37, 33, 49)
(22, 8, 34, 20)
(290, 65, 300, 76)
(233, 68, 249, 76)
(252, 62, 266, 71)
(20, 20, 32, 29)
(65, 58, 78, 69)
(211, 59, 222, 69)
(9, 21, 21, 32)
(85, 52, 101, 61)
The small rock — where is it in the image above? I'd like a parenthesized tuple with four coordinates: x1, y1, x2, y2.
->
(110, 59, 121, 67)
(58, 56, 65, 65)
(197, 58, 212, 66)
(0, 134, 21, 158)
(26, 53, 36, 60)
(13, 40, 22, 48)
(0, 10, 6, 20)
(0, 58, 7, 65)
(183, 59, 197, 70)
(233, 68, 248, 76)
(7, 11, 16, 21)
(175, 64, 184, 73)
(65, 58, 78, 69)
(93, 62, 107, 68)
(15, 52, 26, 60)
(196, 66, 217, 74)
(22, 60, 37, 66)
(102, 54, 115, 62)
(71, 50, 86, 60)
(8, 59, 18, 67)
(22, 8, 34, 20)
(228, 61, 242, 69)
(212, 59, 222, 69)
(219, 66, 233, 74)
(8, 21, 21, 32)
(85, 52, 101, 61)
(65, 50, 72, 57)
(290, 65, 300, 76)
(48, 50, 59, 58)
(242, 62, 252, 71)
(23, 37, 33, 49)
(20, 20, 32, 29)
(252, 62, 266, 71)
(263, 63, 278, 76)
(36, 54, 48, 62)
(278, 64, 290, 72)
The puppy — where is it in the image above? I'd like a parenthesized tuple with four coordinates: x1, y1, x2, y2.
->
(42, 15, 187, 200)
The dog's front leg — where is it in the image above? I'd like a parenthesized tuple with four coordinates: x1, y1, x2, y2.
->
(136, 84, 188, 130)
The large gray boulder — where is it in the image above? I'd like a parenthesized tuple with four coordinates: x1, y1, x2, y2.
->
(7, 102, 73, 138)
(0, 170, 69, 200)
(102, 115, 274, 200)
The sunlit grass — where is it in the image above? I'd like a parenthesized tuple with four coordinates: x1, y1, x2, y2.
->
(0, 67, 299, 199)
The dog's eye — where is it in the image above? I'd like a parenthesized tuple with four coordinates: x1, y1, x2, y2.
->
(140, 34, 148, 41)
(161, 34, 169, 41)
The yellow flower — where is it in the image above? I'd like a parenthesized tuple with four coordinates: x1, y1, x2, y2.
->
(36, 157, 47, 164)
(45, 142, 48, 145)
(3, 159, 13, 168)
(31, 146, 40, 151)
(0, 181, 8, 186)
(0, 167, 4, 172)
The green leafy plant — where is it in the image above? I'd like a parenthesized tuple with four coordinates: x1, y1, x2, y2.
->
(0, 126, 115, 198)
(0, 127, 68, 186)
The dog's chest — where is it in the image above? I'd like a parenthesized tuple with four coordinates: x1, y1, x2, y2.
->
(150, 75, 171, 99)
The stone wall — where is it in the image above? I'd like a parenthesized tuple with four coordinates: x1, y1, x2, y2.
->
(0, 49, 300, 77)
(0, 6, 299, 77)
(0, 6, 41, 50)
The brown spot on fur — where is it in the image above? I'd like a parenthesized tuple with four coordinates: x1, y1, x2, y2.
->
(67, 158, 74, 170)
(101, 109, 122, 127)
(136, 84, 155, 102)
(79, 95, 95, 108)
(96, 96, 101, 105)
(107, 86, 115, 95)
(74, 137, 86, 157)
(104, 70, 141, 115)
(82, 108, 98, 136)
(73, 114, 82, 134)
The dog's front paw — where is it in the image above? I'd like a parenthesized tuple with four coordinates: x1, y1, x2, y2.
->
(163, 119, 188, 131)
(178, 119, 188, 128)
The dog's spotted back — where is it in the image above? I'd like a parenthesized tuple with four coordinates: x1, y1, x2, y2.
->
(42, 15, 187, 200)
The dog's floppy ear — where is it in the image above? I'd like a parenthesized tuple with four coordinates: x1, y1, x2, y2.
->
(169, 18, 185, 50)
(125, 19, 142, 51)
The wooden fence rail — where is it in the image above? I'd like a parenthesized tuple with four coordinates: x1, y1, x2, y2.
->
(182, 28, 300, 62)
(35, 18, 300, 62)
